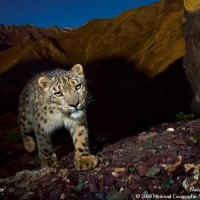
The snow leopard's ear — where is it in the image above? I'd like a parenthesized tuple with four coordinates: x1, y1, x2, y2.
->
(38, 76, 50, 89)
(71, 64, 84, 77)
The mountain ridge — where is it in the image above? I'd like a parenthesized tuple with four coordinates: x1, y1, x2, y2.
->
(0, 24, 75, 51)
(0, 0, 185, 78)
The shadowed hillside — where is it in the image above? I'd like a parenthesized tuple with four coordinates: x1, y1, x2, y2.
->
(85, 57, 191, 136)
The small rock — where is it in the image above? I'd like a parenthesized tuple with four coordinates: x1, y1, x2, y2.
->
(174, 139, 185, 145)
(114, 167, 126, 173)
(103, 171, 114, 188)
(189, 136, 197, 144)
(29, 175, 38, 182)
(105, 161, 110, 166)
(99, 157, 104, 162)
(184, 163, 195, 172)
(127, 174, 133, 184)
(138, 132, 157, 141)
(20, 192, 35, 200)
(162, 156, 182, 173)
(111, 171, 120, 178)
(145, 165, 160, 177)
(95, 193, 104, 200)
(89, 176, 98, 193)
(166, 128, 175, 132)
(51, 178, 58, 182)
(58, 168, 68, 177)
(99, 163, 105, 168)
(137, 163, 149, 176)
(144, 139, 156, 149)
(8, 187, 15, 193)
(94, 167, 101, 172)
(60, 193, 65, 199)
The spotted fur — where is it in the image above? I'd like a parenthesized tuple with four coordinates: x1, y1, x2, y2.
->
(18, 64, 98, 170)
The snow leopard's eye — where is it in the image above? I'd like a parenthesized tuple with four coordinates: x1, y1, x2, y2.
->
(75, 83, 82, 91)
(54, 91, 63, 97)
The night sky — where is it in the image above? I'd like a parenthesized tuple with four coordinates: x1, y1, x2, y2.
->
(0, 0, 158, 28)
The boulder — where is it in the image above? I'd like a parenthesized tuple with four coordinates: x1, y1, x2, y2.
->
(183, 9, 200, 114)
(184, 0, 200, 12)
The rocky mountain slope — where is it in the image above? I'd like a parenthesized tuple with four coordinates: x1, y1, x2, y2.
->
(0, 112, 200, 199)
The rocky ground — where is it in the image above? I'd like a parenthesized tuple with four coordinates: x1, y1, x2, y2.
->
(0, 112, 200, 200)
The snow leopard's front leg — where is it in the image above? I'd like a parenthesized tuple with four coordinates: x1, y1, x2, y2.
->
(34, 125, 58, 168)
(70, 124, 98, 171)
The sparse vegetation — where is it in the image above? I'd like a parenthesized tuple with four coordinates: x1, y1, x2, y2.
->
(175, 112, 194, 120)
(194, 134, 200, 145)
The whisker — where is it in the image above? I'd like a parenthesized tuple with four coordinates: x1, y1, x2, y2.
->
(86, 94, 94, 100)
(86, 96, 93, 100)
(86, 93, 96, 104)
(86, 99, 96, 104)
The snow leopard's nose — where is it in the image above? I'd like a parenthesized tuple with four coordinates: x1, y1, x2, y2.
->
(68, 100, 79, 109)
